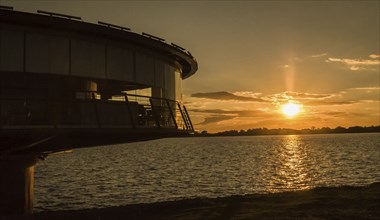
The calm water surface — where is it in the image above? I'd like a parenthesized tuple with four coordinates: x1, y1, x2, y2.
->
(34, 133, 380, 211)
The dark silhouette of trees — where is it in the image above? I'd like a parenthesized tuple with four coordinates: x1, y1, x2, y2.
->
(195, 125, 380, 136)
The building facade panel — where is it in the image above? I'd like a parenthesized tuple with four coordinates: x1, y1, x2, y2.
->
(49, 35, 70, 75)
(135, 52, 154, 85)
(154, 59, 165, 88)
(0, 29, 24, 72)
(25, 33, 50, 73)
(71, 39, 91, 77)
(89, 43, 106, 79)
(164, 64, 175, 101)
(106, 46, 134, 81)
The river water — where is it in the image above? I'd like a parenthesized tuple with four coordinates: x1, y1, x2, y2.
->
(34, 133, 380, 211)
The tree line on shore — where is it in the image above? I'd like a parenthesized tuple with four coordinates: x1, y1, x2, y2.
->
(195, 125, 380, 136)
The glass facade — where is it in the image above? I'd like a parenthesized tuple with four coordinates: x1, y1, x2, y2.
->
(0, 11, 195, 132)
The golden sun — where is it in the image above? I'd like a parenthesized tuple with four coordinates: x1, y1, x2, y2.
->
(281, 103, 302, 118)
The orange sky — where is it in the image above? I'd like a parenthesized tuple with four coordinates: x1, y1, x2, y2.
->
(5, 1, 379, 133)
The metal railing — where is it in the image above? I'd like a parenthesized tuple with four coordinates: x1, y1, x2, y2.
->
(0, 89, 194, 132)
(124, 93, 192, 131)
(37, 10, 82, 20)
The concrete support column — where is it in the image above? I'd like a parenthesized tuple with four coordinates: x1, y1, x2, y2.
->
(0, 155, 38, 215)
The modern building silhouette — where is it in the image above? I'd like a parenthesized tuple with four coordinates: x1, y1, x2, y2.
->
(0, 6, 198, 214)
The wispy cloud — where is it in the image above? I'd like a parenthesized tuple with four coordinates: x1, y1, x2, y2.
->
(327, 57, 379, 65)
(346, 87, 380, 91)
(190, 87, 379, 109)
(191, 108, 275, 118)
(369, 54, 380, 59)
(304, 100, 354, 106)
(311, 53, 328, 58)
(193, 108, 279, 126)
(326, 54, 380, 71)
(324, 111, 347, 116)
(267, 91, 333, 105)
(233, 91, 263, 98)
(191, 91, 268, 102)
(339, 87, 380, 102)
(196, 115, 236, 125)
(283, 91, 332, 99)
(280, 87, 380, 105)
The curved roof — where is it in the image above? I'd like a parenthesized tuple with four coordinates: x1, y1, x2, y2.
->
(0, 8, 198, 79)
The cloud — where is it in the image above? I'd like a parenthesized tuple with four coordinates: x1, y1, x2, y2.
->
(304, 87, 380, 105)
(341, 87, 380, 101)
(347, 87, 379, 91)
(191, 91, 268, 102)
(267, 91, 333, 105)
(327, 57, 379, 65)
(196, 115, 235, 125)
(324, 111, 347, 116)
(326, 55, 380, 71)
(191, 108, 275, 118)
(350, 66, 361, 71)
(304, 100, 354, 106)
(191, 109, 234, 114)
(238, 87, 379, 107)
(311, 53, 328, 58)
(283, 91, 332, 99)
(194, 108, 280, 126)
(190, 87, 379, 109)
(233, 91, 263, 98)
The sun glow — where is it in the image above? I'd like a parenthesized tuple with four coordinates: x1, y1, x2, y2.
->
(281, 103, 302, 118)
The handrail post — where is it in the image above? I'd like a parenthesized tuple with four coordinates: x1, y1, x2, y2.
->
(166, 100, 178, 129)
(149, 98, 160, 129)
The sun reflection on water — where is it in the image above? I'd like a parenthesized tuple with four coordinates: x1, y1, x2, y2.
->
(269, 135, 312, 192)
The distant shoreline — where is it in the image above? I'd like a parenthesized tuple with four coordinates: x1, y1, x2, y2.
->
(12, 182, 380, 220)
(194, 125, 380, 137)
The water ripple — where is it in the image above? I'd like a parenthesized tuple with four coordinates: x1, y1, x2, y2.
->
(34, 133, 380, 211)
